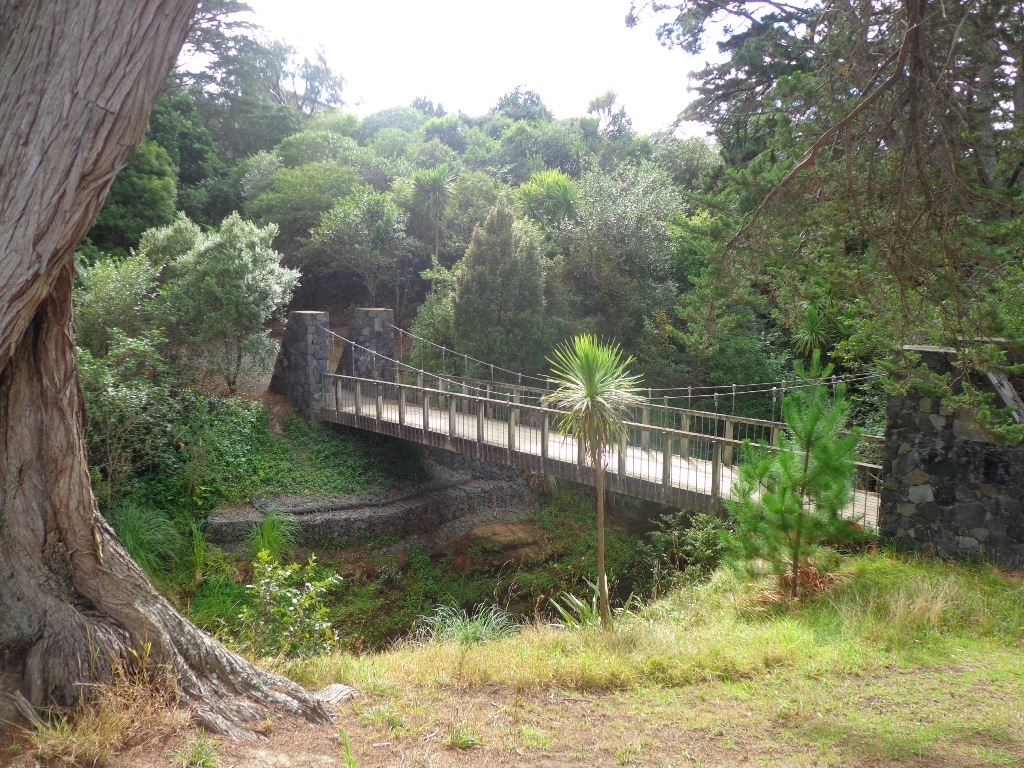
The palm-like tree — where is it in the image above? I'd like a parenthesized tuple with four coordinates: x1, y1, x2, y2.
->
(411, 163, 457, 267)
(543, 335, 645, 629)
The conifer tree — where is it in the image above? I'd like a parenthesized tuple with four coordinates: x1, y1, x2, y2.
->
(724, 353, 862, 598)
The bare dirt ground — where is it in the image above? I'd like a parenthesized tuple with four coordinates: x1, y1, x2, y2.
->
(6, 662, 1021, 768)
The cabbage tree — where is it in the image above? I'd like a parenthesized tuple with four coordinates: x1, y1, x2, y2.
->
(543, 335, 645, 628)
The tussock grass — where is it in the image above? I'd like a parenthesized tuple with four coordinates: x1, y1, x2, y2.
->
(25, 666, 189, 766)
(277, 551, 1024, 694)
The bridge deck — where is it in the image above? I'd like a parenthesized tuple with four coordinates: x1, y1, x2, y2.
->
(318, 378, 879, 528)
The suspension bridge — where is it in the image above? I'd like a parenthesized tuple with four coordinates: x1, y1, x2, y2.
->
(274, 310, 883, 528)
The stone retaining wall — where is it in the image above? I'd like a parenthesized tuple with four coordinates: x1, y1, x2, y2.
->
(207, 465, 529, 549)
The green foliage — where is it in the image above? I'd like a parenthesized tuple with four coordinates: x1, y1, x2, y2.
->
(305, 185, 415, 305)
(452, 199, 547, 373)
(160, 212, 298, 393)
(247, 509, 299, 560)
(189, 575, 252, 634)
(244, 162, 358, 256)
(168, 732, 220, 768)
(543, 334, 645, 459)
(275, 130, 360, 167)
(238, 551, 342, 657)
(548, 583, 602, 628)
(635, 511, 729, 594)
(78, 332, 179, 505)
(544, 338, 645, 631)
(106, 501, 183, 579)
(555, 163, 681, 344)
(410, 162, 458, 262)
(444, 722, 484, 749)
(74, 253, 162, 357)
(724, 354, 866, 598)
(492, 86, 552, 122)
(87, 140, 178, 254)
(414, 603, 518, 645)
(517, 169, 578, 228)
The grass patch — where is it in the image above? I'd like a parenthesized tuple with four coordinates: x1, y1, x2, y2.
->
(280, 551, 1024, 693)
(269, 551, 1024, 767)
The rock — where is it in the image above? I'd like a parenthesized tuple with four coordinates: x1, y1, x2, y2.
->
(952, 502, 987, 530)
(892, 451, 920, 477)
(902, 468, 930, 486)
(969, 528, 990, 543)
(958, 536, 981, 552)
(980, 483, 999, 498)
(908, 484, 935, 504)
(315, 684, 358, 704)
(896, 502, 917, 517)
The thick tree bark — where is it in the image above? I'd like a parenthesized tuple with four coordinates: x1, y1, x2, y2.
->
(0, 1, 329, 737)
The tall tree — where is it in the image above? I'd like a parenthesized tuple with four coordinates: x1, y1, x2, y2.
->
(0, 1, 327, 736)
(452, 200, 547, 373)
(543, 336, 645, 629)
(306, 186, 415, 306)
(640, 0, 1024, 375)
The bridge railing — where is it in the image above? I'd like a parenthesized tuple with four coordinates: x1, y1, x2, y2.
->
(376, 369, 883, 467)
(320, 371, 881, 527)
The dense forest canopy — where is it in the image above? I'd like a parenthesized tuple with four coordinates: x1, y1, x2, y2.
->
(82, 0, 1022, 428)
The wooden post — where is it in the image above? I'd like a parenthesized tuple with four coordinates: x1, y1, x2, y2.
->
(477, 399, 485, 458)
(641, 405, 650, 450)
(398, 387, 406, 426)
(723, 418, 734, 466)
(422, 392, 430, 435)
(507, 408, 517, 454)
(662, 431, 672, 490)
(448, 395, 457, 439)
(772, 426, 781, 447)
(680, 413, 690, 460)
(354, 380, 362, 416)
(375, 382, 383, 422)
(711, 440, 722, 516)
(577, 434, 585, 472)
(541, 413, 549, 469)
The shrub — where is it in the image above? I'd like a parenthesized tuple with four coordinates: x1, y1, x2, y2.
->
(724, 353, 864, 598)
(636, 511, 729, 595)
(237, 551, 342, 657)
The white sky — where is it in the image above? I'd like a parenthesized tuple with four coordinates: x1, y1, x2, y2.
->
(243, 0, 709, 136)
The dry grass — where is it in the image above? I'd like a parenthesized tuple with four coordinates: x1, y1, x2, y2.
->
(21, 664, 189, 767)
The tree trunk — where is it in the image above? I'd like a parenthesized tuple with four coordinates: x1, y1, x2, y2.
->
(0, 1, 329, 737)
(595, 459, 611, 630)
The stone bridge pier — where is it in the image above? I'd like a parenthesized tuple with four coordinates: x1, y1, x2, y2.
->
(880, 345, 1024, 567)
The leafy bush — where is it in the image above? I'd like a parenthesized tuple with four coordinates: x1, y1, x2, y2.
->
(725, 354, 865, 598)
(237, 551, 342, 657)
(79, 331, 179, 506)
(636, 511, 729, 595)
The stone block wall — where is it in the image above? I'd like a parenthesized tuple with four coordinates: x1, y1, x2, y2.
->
(880, 346, 1024, 567)
(269, 311, 329, 414)
(336, 308, 396, 381)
